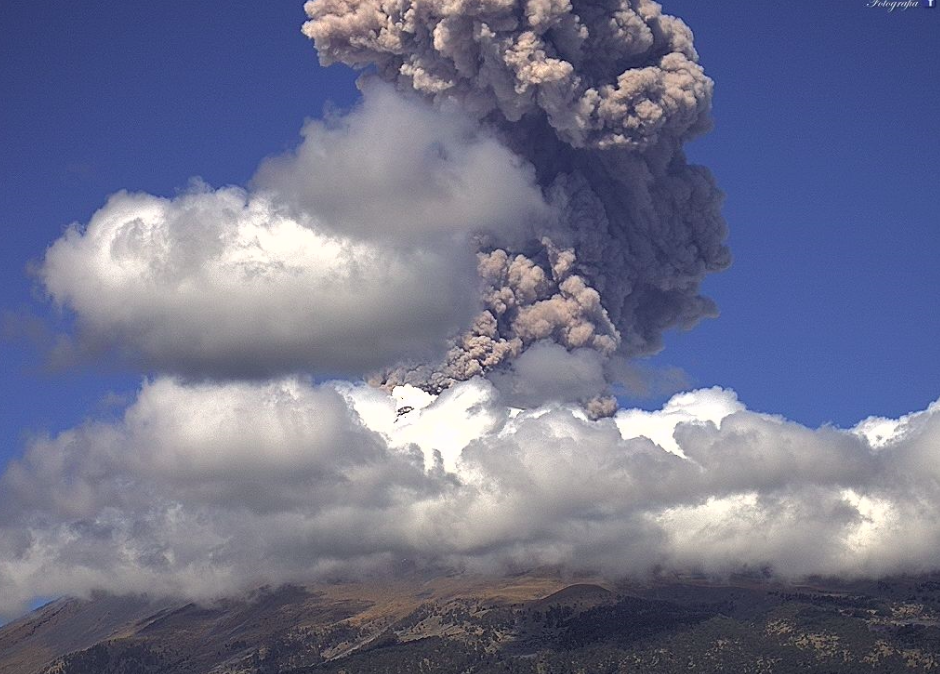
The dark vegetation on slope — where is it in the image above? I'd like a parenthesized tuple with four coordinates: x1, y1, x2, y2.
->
(5, 575, 940, 673)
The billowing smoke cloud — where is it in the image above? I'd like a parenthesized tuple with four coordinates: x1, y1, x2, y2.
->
(40, 87, 549, 378)
(37, 0, 730, 411)
(12, 0, 935, 627)
(305, 0, 730, 395)
(3, 377, 940, 619)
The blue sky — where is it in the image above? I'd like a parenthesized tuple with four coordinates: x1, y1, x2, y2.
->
(659, 0, 940, 426)
(1, 0, 938, 477)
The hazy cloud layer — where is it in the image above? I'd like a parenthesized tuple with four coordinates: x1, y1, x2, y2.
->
(39, 87, 549, 378)
(2, 377, 939, 618)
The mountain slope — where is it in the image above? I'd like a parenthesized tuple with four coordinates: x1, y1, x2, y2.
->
(4, 574, 940, 673)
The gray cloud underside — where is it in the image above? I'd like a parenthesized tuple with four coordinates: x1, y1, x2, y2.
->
(1, 377, 938, 619)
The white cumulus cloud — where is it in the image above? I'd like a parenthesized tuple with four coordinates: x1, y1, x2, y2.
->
(39, 86, 550, 378)
(2, 378, 940, 619)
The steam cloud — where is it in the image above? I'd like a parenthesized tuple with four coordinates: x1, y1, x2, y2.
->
(3, 0, 935, 622)
(305, 0, 730, 399)
(3, 378, 940, 619)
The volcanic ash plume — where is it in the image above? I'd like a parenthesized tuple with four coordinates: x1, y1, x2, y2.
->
(305, 0, 731, 399)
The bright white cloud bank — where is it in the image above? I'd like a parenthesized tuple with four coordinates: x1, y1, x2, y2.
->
(39, 87, 548, 377)
(2, 376, 939, 619)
